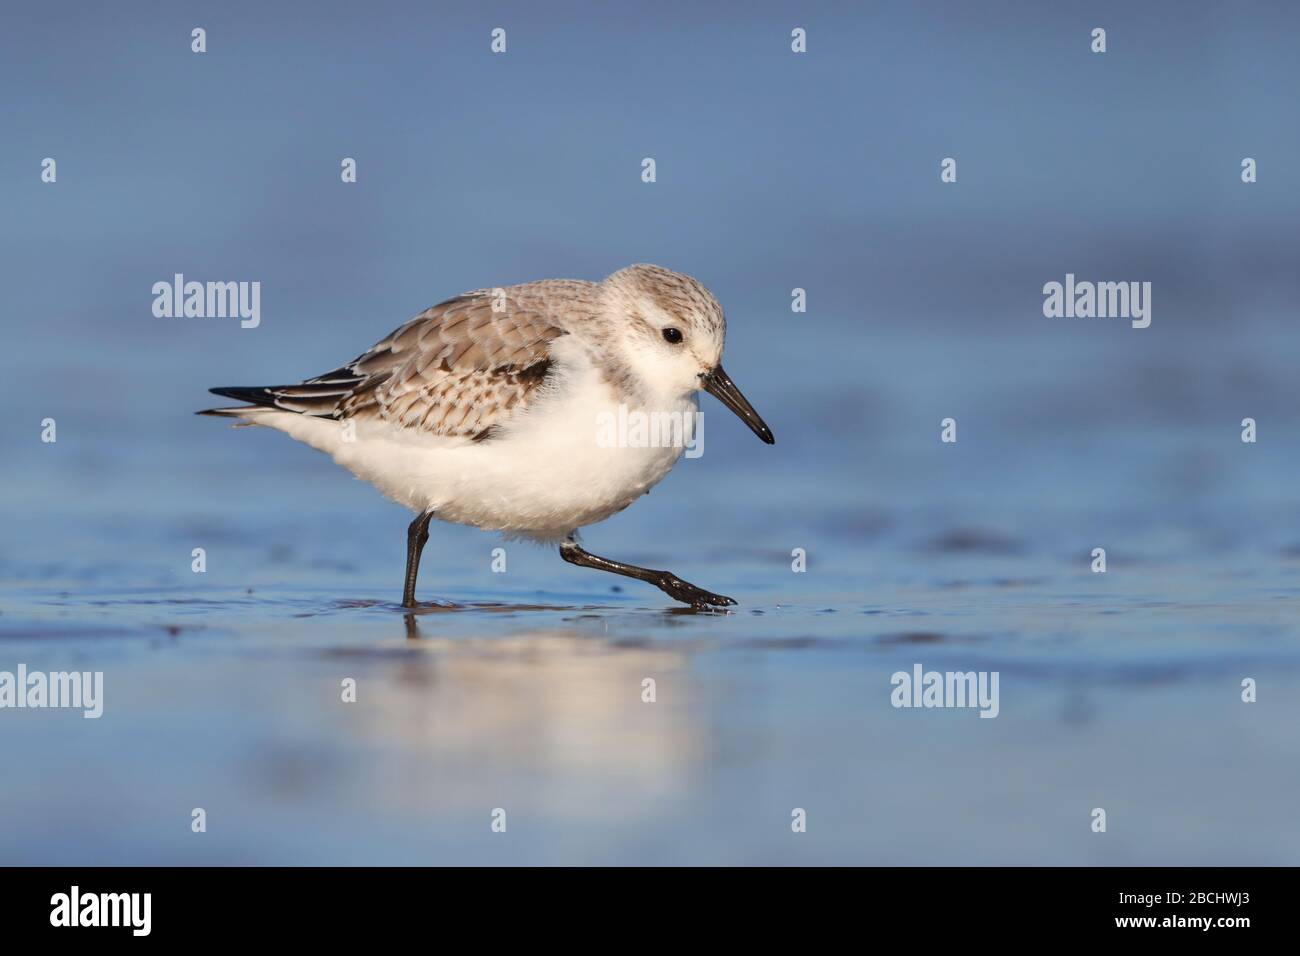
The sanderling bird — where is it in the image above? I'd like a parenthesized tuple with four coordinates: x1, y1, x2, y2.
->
(199, 264, 774, 609)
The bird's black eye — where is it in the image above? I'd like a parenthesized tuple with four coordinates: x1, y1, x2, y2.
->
(662, 327, 683, 344)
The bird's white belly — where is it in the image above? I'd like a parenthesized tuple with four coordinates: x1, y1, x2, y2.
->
(286, 374, 694, 541)
(437, 422, 685, 538)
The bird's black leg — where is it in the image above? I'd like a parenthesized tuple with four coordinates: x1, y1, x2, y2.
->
(402, 512, 434, 608)
(559, 536, 736, 609)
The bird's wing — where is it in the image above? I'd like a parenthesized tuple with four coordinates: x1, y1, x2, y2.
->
(208, 287, 580, 440)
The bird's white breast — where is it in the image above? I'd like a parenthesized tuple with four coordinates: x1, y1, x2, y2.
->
(258, 356, 693, 542)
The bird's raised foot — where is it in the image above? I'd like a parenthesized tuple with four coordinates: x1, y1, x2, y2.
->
(656, 574, 737, 610)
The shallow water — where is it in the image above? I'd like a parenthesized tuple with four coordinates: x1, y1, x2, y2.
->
(4, 578, 1299, 865)
(5, 350, 1300, 864)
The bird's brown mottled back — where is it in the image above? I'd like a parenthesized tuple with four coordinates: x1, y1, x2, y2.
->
(202, 267, 727, 438)
(225, 281, 599, 439)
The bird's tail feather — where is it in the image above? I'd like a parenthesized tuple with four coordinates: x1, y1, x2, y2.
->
(197, 382, 356, 418)
(196, 386, 284, 419)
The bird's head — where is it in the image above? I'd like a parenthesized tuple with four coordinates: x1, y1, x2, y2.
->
(599, 264, 774, 444)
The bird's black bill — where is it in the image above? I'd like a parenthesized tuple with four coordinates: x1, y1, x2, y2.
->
(701, 365, 775, 444)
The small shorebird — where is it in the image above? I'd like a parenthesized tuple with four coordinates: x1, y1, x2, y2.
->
(199, 264, 774, 609)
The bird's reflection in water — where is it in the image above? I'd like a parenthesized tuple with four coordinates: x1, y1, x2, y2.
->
(352, 614, 707, 821)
